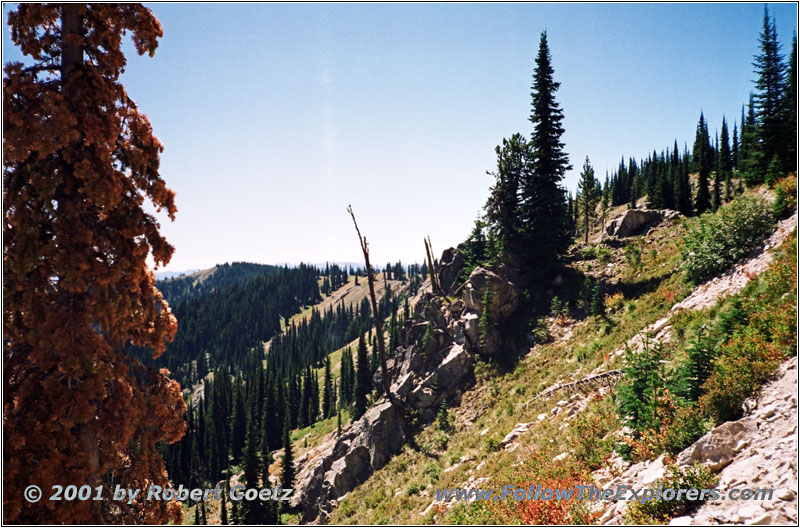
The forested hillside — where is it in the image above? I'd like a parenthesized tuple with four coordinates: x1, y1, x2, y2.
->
(160, 263, 425, 524)
(158, 263, 281, 305)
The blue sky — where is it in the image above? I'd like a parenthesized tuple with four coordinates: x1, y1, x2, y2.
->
(3, 3, 797, 271)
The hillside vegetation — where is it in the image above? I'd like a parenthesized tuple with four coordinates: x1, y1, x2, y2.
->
(325, 187, 796, 525)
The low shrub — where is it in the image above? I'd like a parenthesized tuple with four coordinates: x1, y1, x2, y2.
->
(570, 398, 617, 470)
(481, 453, 598, 525)
(660, 404, 711, 455)
(626, 463, 718, 524)
(603, 291, 625, 313)
(680, 194, 773, 284)
(579, 246, 597, 260)
(699, 327, 784, 423)
(772, 174, 797, 220)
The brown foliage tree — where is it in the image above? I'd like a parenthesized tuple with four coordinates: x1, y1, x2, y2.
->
(3, 4, 185, 523)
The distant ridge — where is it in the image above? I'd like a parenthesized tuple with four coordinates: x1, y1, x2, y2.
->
(155, 269, 198, 280)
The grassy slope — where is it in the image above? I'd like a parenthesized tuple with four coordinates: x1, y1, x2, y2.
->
(329, 215, 689, 524)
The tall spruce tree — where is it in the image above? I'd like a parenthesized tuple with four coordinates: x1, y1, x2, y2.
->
(518, 31, 571, 279)
(322, 358, 334, 418)
(692, 112, 713, 214)
(719, 117, 733, 200)
(740, 94, 764, 185)
(784, 34, 797, 173)
(577, 156, 599, 244)
(353, 334, 370, 420)
(227, 379, 246, 461)
(242, 410, 262, 524)
(753, 6, 788, 175)
(485, 134, 528, 260)
(260, 403, 272, 487)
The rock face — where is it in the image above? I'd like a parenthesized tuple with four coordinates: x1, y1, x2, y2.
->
(462, 267, 520, 320)
(295, 257, 525, 523)
(438, 246, 465, 296)
(605, 208, 680, 238)
(596, 357, 798, 525)
(460, 266, 522, 357)
(296, 297, 477, 522)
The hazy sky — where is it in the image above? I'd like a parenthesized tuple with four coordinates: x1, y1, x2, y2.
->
(3, 3, 797, 271)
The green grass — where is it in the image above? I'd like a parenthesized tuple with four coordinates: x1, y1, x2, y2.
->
(290, 411, 349, 446)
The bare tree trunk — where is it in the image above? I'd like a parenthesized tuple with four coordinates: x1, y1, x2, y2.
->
(347, 205, 392, 399)
(424, 236, 444, 296)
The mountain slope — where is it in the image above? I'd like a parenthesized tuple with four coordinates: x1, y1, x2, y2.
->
(308, 190, 796, 526)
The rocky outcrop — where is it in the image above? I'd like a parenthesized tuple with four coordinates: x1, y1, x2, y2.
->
(596, 357, 798, 525)
(438, 246, 465, 296)
(295, 256, 526, 522)
(297, 339, 477, 522)
(296, 295, 478, 522)
(293, 399, 406, 521)
(605, 208, 681, 238)
(462, 267, 520, 318)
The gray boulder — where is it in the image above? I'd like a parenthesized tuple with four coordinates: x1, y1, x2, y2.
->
(606, 208, 680, 238)
(676, 420, 753, 472)
(463, 267, 520, 320)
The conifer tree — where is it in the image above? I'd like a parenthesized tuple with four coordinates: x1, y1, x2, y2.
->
(260, 404, 272, 486)
(299, 369, 311, 428)
(719, 117, 733, 201)
(692, 112, 713, 214)
(353, 334, 370, 420)
(242, 410, 262, 524)
(712, 131, 722, 210)
(740, 94, 764, 185)
(322, 358, 334, 418)
(339, 347, 351, 406)
(230, 377, 247, 464)
(577, 156, 599, 243)
(3, 5, 185, 523)
(766, 154, 783, 185)
(600, 174, 611, 233)
(485, 134, 527, 259)
(753, 6, 788, 174)
(281, 413, 295, 491)
(220, 492, 229, 525)
(673, 141, 691, 215)
(310, 370, 320, 424)
(518, 31, 571, 278)
(785, 34, 797, 172)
